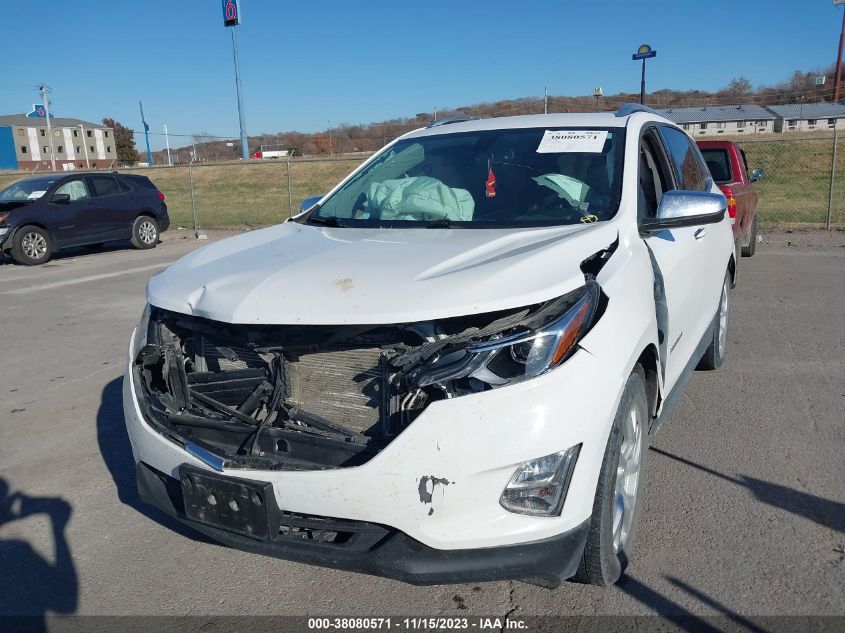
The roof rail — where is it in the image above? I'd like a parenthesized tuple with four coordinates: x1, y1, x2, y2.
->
(615, 103, 662, 118)
(426, 116, 474, 128)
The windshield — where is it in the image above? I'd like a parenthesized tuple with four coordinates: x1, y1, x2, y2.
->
(0, 178, 58, 202)
(310, 127, 625, 228)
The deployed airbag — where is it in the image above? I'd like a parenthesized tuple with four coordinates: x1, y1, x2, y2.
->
(367, 176, 474, 221)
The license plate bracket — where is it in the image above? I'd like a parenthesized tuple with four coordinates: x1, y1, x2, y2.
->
(180, 465, 275, 541)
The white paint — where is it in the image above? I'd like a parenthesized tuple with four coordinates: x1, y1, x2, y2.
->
(27, 128, 41, 160)
(125, 110, 735, 554)
(94, 129, 106, 159)
(536, 129, 608, 153)
(62, 128, 76, 160)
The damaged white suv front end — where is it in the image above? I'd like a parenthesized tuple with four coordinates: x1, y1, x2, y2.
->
(123, 107, 734, 588)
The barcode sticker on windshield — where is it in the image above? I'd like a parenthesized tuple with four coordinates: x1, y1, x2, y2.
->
(536, 130, 608, 154)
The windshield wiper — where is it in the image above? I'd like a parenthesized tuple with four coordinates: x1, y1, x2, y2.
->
(306, 214, 349, 228)
(425, 218, 464, 229)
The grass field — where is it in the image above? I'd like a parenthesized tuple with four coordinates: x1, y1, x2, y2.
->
(1, 136, 842, 228)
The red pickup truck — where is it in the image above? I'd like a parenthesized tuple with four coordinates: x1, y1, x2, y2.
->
(696, 140, 764, 257)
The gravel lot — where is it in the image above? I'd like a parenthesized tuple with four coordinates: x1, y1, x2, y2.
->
(0, 228, 842, 628)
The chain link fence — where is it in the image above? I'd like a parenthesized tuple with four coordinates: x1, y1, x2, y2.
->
(0, 133, 841, 230)
(735, 132, 843, 227)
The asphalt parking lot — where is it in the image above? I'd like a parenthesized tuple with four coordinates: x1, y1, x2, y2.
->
(0, 229, 843, 625)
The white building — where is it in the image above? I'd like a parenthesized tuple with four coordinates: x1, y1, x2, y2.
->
(767, 103, 845, 133)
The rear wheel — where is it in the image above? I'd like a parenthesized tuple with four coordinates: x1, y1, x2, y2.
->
(130, 216, 159, 249)
(11, 225, 52, 265)
(697, 271, 731, 370)
(741, 215, 757, 257)
(572, 369, 648, 586)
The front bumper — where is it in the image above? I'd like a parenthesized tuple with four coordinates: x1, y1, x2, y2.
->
(137, 460, 589, 586)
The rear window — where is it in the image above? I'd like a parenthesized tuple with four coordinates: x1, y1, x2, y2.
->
(699, 149, 732, 184)
(122, 175, 157, 190)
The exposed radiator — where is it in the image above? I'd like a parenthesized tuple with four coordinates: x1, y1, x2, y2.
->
(286, 348, 384, 435)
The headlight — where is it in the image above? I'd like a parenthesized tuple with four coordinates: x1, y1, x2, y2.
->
(499, 444, 581, 516)
(409, 282, 599, 391)
(132, 303, 151, 355)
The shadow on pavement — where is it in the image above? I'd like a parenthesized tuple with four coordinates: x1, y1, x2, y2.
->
(0, 241, 134, 268)
(650, 447, 844, 534)
(0, 477, 77, 628)
(96, 377, 213, 543)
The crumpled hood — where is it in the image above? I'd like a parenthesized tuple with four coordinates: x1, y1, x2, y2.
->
(147, 222, 618, 325)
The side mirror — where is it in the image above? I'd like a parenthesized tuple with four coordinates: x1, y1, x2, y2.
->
(750, 167, 765, 182)
(299, 195, 324, 213)
(640, 190, 726, 233)
(50, 193, 71, 204)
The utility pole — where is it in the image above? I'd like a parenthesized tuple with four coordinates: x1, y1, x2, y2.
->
(434, 107, 438, 121)
(544, 86, 548, 114)
(164, 124, 172, 166)
(139, 100, 153, 166)
(834, 1, 845, 103)
(38, 84, 56, 171)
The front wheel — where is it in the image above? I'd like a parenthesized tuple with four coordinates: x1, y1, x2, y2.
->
(697, 270, 731, 370)
(130, 216, 159, 250)
(572, 369, 648, 586)
(11, 225, 53, 265)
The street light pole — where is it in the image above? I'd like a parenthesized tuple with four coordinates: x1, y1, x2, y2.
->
(79, 125, 90, 169)
(164, 124, 172, 166)
(39, 84, 56, 171)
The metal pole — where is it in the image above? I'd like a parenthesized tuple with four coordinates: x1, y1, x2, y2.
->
(189, 163, 200, 239)
(164, 124, 172, 166)
(79, 125, 90, 169)
(139, 100, 153, 166)
(640, 59, 646, 105)
(231, 26, 249, 160)
(834, 7, 845, 103)
(287, 159, 293, 218)
(40, 85, 56, 171)
(827, 125, 839, 230)
(544, 86, 548, 114)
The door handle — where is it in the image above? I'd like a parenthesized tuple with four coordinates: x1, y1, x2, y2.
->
(694, 227, 707, 240)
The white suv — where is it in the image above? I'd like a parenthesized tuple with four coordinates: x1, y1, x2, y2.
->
(124, 105, 733, 588)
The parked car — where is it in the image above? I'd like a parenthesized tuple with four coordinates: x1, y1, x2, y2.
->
(696, 140, 764, 257)
(0, 173, 169, 265)
(125, 105, 733, 588)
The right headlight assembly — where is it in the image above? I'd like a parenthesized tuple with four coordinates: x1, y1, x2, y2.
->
(408, 281, 600, 391)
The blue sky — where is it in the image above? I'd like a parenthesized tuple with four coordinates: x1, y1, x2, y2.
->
(0, 1, 841, 150)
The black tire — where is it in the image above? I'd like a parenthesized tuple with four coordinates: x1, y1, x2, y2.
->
(741, 215, 757, 257)
(571, 369, 648, 586)
(130, 216, 159, 250)
(10, 225, 52, 266)
(697, 270, 731, 371)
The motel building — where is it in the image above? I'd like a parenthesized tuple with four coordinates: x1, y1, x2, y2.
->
(0, 107, 116, 172)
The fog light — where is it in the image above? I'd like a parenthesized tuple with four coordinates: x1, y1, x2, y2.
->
(499, 444, 581, 517)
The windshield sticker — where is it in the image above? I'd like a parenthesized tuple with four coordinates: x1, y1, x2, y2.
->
(536, 130, 608, 154)
(27, 190, 47, 200)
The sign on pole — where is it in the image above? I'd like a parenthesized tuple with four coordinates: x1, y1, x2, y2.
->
(222, 0, 241, 27)
(816, 76, 827, 85)
(27, 104, 47, 118)
(632, 44, 657, 60)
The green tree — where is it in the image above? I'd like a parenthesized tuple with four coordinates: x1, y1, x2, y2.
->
(102, 117, 139, 165)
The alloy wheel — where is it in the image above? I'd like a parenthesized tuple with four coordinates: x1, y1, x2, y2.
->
(718, 278, 729, 358)
(139, 221, 157, 245)
(612, 405, 642, 554)
(22, 232, 47, 260)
